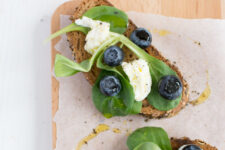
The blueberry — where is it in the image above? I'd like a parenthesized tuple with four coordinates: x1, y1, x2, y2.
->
(130, 28, 152, 48)
(158, 75, 182, 100)
(179, 144, 202, 150)
(103, 46, 124, 67)
(99, 76, 121, 96)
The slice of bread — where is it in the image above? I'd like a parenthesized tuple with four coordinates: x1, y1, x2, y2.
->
(67, 0, 189, 118)
(171, 137, 217, 150)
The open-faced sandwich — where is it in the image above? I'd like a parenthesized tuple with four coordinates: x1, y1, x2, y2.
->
(127, 127, 217, 150)
(48, 0, 189, 119)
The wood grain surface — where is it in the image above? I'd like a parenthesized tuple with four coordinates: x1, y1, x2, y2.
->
(51, 0, 225, 149)
(111, 0, 225, 18)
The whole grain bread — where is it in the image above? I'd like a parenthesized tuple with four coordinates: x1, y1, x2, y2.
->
(67, 0, 189, 118)
(171, 137, 217, 150)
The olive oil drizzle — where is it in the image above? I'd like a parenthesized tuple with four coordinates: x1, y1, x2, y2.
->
(191, 71, 211, 106)
(148, 28, 172, 36)
(152, 29, 171, 36)
(76, 124, 109, 150)
(113, 128, 121, 133)
(190, 83, 211, 106)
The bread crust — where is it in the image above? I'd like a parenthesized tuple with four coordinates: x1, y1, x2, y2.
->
(67, 0, 189, 118)
(171, 137, 217, 150)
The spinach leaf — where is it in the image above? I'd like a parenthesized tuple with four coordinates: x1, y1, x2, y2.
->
(127, 127, 172, 150)
(118, 34, 182, 111)
(45, 23, 89, 42)
(54, 36, 117, 77)
(92, 70, 135, 118)
(134, 142, 162, 150)
(83, 6, 128, 34)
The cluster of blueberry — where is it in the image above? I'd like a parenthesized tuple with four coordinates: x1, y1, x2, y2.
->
(99, 28, 182, 101)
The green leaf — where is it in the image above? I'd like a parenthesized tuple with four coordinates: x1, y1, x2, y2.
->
(101, 97, 128, 118)
(96, 52, 125, 78)
(83, 6, 128, 34)
(45, 23, 89, 42)
(54, 36, 118, 77)
(118, 33, 182, 111)
(54, 54, 83, 77)
(127, 127, 172, 150)
(129, 101, 142, 114)
(92, 70, 135, 118)
(147, 59, 181, 111)
(134, 142, 162, 150)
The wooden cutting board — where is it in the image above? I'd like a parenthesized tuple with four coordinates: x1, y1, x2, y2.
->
(51, 0, 225, 149)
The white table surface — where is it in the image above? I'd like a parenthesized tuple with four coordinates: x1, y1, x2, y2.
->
(0, 0, 67, 149)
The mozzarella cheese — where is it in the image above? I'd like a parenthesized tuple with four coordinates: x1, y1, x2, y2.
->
(122, 59, 152, 101)
(75, 16, 111, 55)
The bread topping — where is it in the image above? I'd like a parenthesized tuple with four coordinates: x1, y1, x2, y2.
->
(51, 5, 184, 117)
(122, 59, 152, 101)
(75, 16, 111, 54)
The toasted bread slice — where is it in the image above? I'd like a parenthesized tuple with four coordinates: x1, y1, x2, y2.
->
(67, 0, 189, 118)
(171, 137, 217, 150)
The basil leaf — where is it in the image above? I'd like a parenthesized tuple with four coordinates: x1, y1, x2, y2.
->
(127, 127, 172, 150)
(134, 142, 162, 150)
(118, 34, 182, 111)
(45, 23, 89, 42)
(83, 6, 128, 34)
(54, 36, 117, 77)
(92, 70, 135, 118)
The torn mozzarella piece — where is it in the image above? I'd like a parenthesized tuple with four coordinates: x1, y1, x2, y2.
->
(75, 16, 111, 55)
(122, 59, 152, 101)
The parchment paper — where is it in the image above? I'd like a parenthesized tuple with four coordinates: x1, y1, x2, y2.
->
(54, 13, 225, 150)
